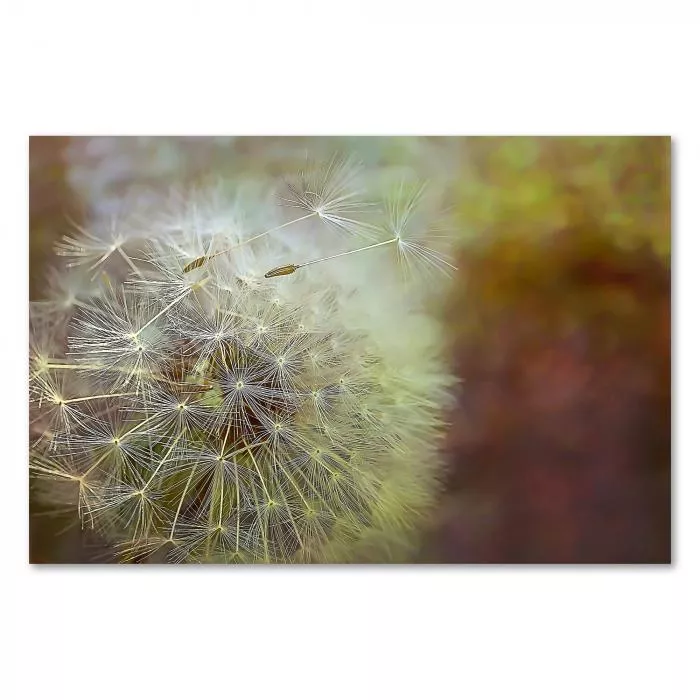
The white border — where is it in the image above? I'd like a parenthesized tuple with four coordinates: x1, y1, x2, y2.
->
(3, 4, 697, 699)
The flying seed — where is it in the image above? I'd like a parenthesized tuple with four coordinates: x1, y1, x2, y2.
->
(183, 256, 208, 273)
(264, 264, 298, 279)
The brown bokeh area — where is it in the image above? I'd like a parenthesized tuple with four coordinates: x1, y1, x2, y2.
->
(422, 137, 671, 563)
(29, 137, 96, 562)
(29, 137, 77, 300)
(422, 232, 670, 563)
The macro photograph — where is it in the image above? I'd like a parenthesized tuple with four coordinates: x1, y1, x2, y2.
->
(28, 136, 671, 565)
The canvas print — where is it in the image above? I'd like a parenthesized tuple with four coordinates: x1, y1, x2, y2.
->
(28, 136, 671, 564)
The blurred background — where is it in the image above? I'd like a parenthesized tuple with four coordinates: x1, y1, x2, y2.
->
(29, 136, 671, 564)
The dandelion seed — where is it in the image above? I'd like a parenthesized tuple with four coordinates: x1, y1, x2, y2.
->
(264, 264, 298, 278)
(56, 213, 142, 279)
(281, 153, 378, 239)
(382, 179, 458, 282)
(68, 289, 173, 389)
(182, 256, 207, 273)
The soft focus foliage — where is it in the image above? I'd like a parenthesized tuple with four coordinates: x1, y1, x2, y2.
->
(456, 137, 670, 259)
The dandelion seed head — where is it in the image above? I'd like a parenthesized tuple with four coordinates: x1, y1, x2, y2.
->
(31, 148, 457, 563)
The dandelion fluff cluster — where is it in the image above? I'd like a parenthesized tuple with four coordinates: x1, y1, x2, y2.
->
(30, 151, 456, 563)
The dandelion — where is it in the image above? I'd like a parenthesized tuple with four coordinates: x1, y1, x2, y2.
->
(30, 145, 457, 563)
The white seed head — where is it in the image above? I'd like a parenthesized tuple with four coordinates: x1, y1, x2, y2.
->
(30, 148, 457, 563)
